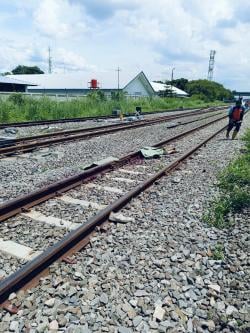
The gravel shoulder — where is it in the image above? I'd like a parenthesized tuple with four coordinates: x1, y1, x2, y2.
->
(0, 116, 249, 332)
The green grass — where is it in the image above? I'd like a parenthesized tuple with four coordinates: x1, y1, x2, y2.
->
(204, 129, 250, 228)
(0, 93, 223, 123)
(212, 243, 225, 260)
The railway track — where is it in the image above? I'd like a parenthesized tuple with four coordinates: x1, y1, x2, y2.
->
(0, 114, 228, 311)
(0, 107, 225, 157)
(0, 106, 222, 129)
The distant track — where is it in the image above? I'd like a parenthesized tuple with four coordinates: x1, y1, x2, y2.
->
(0, 106, 225, 129)
(0, 107, 225, 157)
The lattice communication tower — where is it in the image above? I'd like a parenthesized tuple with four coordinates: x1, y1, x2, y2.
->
(207, 50, 216, 81)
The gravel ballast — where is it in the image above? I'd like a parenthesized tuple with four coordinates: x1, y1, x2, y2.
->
(0, 108, 208, 138)
(0, 112, 225, 203)
(0, 115, 249, 332)
(0, 116, 227, 273)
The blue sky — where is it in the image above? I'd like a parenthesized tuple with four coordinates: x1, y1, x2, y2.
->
(0, 0, 249, 90)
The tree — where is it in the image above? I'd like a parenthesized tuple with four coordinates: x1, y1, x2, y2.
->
(158, 86, 174, 97)
(2, 71, 12, 76)
(185, 80, 233, 101)
(87, 90, 107, 101)
(165, 78, 188, 91)
(11, 65, 44, 74)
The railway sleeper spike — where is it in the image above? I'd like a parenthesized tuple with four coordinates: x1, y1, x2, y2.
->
(2, 301, 19, 315)
(55, 191, 64, 197)
(21, 207, 31, 213)
(61, 256, 77, 265)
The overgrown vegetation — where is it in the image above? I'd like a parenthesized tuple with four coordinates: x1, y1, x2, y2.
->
(165, 78, 233, 102)
(204, 129, 250, 228)
(0, 93, 223, 123)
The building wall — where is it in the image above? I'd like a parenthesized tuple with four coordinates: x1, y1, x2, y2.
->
(123, 79, 152, 97)
(27, 88, 118, 95)
(0, 83, 26, 92)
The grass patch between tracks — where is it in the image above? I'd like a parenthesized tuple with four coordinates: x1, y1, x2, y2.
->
(0, 93, 223, 123)
(204, 128, 250, 228)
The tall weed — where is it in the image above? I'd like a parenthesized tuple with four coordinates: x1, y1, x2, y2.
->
(0, 94, 223, 123)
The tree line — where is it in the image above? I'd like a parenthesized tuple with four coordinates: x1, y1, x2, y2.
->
(163, 78, 234, 101)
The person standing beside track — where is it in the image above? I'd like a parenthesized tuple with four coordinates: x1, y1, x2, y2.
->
(226, 100, 245, 140)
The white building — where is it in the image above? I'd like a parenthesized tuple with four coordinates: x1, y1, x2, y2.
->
(7, 71, 188, 98)
(124, 72, 188, 97)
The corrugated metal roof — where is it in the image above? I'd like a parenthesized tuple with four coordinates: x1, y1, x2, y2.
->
(5, 73, 188, 96)
(150, 81, 188, 96)
(0, 75, 37, 86)
(7, 72, 129, 90)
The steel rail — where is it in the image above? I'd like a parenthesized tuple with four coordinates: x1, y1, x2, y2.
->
(10, 107, 222, 144)
(0, 114, 227, 222)
(0, 106, 221, 129)
(0, 109, 225, 156)
(0, 118, 227, 306)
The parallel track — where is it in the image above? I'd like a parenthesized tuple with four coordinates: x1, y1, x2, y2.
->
(0, 107, 225, 157)
(0, 114, 227, 308)
(0, 106, 220, 129)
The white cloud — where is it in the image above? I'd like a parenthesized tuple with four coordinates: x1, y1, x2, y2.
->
(53, 48, 96, 72)
(1, 0, 250, 89)
(33, 0, 90, 39)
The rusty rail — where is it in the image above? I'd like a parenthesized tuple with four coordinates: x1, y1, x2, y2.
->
(0, 108, 225, 156)
(0, 117, 227, 305)
(0, 114, 227, 222)
(12, 108, 221, 143)
(0, 106, 222, 129)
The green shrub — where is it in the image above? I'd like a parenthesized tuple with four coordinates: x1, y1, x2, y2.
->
(204, 128, 250, 228)
(8, 93, 26, 106)
(212, 244, 225, 260)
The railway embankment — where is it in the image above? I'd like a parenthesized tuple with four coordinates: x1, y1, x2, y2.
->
(0, 115, 249, 332)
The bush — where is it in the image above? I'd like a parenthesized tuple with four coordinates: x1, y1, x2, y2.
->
(8, 93, 26, 106)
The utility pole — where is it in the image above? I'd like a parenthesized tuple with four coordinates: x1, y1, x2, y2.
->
(207, 50, 216, 81)
(116, 66, 121, 91)
(48, 47, 52, 74)
(171, 67, 175, 97)
(116, 66, 121, 100)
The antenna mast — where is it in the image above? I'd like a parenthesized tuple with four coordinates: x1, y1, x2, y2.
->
(207, 50, 216, 81)
(48, 47, 52, 74)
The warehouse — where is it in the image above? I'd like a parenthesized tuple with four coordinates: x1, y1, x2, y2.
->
(0, 76, 36, 92)
(7, 71, 188, 97)
(7, 72, 127, 96)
